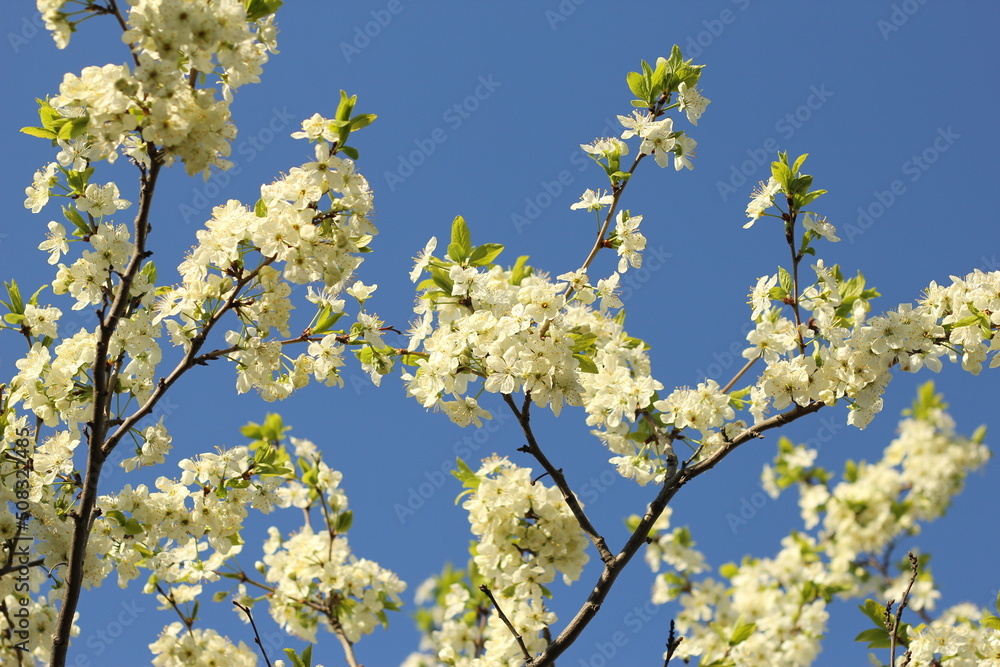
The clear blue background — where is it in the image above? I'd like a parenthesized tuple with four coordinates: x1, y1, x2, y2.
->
(2, 1, 998, 665)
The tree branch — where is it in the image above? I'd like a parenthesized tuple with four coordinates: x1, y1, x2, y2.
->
(886, 551, 919, 667)
(233, 601, 274, 667)
(480, 584, 532, 663)
(50, 155, 161, 667)
(503, 394, 614, 564)
(527, 400, 826, 666)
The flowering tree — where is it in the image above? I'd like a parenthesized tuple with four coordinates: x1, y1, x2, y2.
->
(1, 2, 999, 667)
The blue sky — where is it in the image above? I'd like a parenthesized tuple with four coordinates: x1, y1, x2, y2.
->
(3, 1, 999, 665)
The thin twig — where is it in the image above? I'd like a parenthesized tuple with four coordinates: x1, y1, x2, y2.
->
(887, 552, 919, 666)
(662, 619, 683, 666)
(330, 617, 362, 667)
(720, 354, 760, 394)
(479, 584, 532, 663)
(503, 394, 614, 564)
(233, 601, 273, 667)
(156, 583, 194, 632)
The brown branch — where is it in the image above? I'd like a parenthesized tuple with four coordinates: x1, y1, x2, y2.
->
(479, 584, 532, 663)
(99, 258, 274, 458)
(720, 354, 760, 394)
(503, 394, 614, 564)
(886, 551, 919, 666)
(663, 619, 683, 666)
(156, 583, 194, 632)
(50, 154, 161, 667)
(0, 558, 45, 578)
(330, 617, 362, 667)
(526, 400, 826, 666)
(233, 601, 273, 667)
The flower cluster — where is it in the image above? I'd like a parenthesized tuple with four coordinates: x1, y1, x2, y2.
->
(40, 0, 277, 175)
(646, 384, 992, 666)
(740, 261, 1000, 429)
(258, 432, 406, 644)
(405, 231, 667, 482)
(149, 622, 257, 667)
(405, 457, 589, 665)
(155, 121, 379, 400)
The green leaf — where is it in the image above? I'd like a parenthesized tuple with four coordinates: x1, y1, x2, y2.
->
(122, 517, 144, 536)
(452, 458, 480, 489)
(854, 627, 890, 648)
(106, 510, 128, 526)
(719, 562, 739, 579)
(38, 99, 61, 131)
(858, 599, 888, 628)
(626, 71, 647, 100)
(349, 113, 377, 132)
(4, 281, 25, 315)
(335, 510, 353, 533)
(798, 189, 827, 208)
(468, 243, 504, 267)
(791, 153, 809, 175)
(20, 126, 57, 140)
(430, 266, 455, 294)
(62, 116, 90, 140)
(335, 90, 357, 122)
(254, 198, 267, 217)
(282, 648, 307, 667)
(510, 255, 531, 286)
(312, 306, 344, 335)
(62, 205, 90, 235)
(729, 619, 756, 646)
(450, 215, 472, 261)
(777, 266, 793, 295)
(339, 145, 359, 160)
(573, 353, 599, 373)
(261, 413, 285, 442)
(569, 332, 598, 353)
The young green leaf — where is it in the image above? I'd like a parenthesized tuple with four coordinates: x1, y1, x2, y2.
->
(468, 243, 504, 267)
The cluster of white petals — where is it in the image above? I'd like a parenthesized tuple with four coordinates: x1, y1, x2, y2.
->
(647, 388, 993, 665)
(407, 457, 588, 665)
(405, 257, 668, 482)
(742, 267, 1000, 429)
(41, 0, 277, 175)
